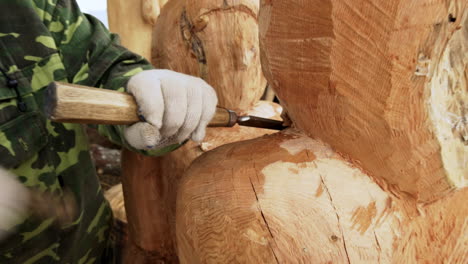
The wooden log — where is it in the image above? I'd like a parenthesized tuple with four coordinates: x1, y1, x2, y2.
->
(158, 0, 169, 7)
(141, 0, 162, 25)
(259, 0, 468, 202)
(120, 148, 179, 263)
(107, 0, 174, 262)
(120, 101, 282, 262)
(262, 84, 276, 102)
(108, 101, 282, 263)
(107, 0, 159, 60)
(175, 1, 468, 262)
(152, 0, 266, 111)
(105, 184, 127, 223)
(176, 130, 468, 263)
(108, 0, 272, 262)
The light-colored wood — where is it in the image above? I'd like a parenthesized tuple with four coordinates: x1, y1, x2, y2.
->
(118, 101, 281, 262)
(104, 184, 127, 223)
(46, 82, 139, 125)
(108, 0, 154, 59)
(259, 0, 468, 202)
(152, 0, 266, 111)
(263, 84, 276, 102)
(47, 82, 261, 128)
(175, 1, 468, 263)
(108, 0, 272, 262)
(177, 130, 468, 263)
(113, 101, 282, 260)
(158, 0, 168, 7)
(107, 1, 173, 262)
(142, 0, 161, 25)
(200, 101, 283, 152)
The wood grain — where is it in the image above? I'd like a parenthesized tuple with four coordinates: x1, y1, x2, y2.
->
(46, 82, 140, 125)
(107, 0, 174, 262)
(259, 0, 468, 202)
(177, 130, 468, 263)
(175, 1, 468, 262)
(119, 101, 282, 262)
(142, 0, 161, 25)
(107, 0, 157, 60)
(152, 0, 266, 111)
(47, 82, 243, 128)
(108, 0, 270, 262)
(105, 184, 127, 223)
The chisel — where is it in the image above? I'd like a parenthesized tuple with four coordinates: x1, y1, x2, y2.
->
(45, 82, 286, 130)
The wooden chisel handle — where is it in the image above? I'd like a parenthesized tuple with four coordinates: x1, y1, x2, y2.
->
(45, 82, 238, 127)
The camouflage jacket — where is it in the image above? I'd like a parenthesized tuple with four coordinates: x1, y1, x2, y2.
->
(0, 0, 178, 263)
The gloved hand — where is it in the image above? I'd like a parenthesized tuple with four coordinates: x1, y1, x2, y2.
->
(0, 167, 30, 241)
(124, 70, 218, 150)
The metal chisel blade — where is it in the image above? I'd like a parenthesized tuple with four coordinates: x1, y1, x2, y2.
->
(237, 115, 286, 130)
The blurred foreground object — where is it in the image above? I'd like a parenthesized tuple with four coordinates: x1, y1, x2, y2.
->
(0, 168, 30, 242)
(0, 168, 77, 242)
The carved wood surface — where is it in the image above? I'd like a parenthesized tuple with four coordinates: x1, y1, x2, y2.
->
(175, 0, 468, 263)
(177, 130, 468, 263)
(153, 0, 266, 111)
(259, 0, 468, 201)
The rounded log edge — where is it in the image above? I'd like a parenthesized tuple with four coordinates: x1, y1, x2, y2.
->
(258, 0, 468, 202)
(152, 0, 266, 111)
(114, 101, 282, 262)
(176, 129, 468, 263)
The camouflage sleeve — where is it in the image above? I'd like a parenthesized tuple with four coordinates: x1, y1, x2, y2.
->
(43, 0, 181, 156)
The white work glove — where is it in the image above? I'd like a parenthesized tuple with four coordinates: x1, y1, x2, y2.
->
(0, 168, 30, 242)
(124, 70, 218, 150)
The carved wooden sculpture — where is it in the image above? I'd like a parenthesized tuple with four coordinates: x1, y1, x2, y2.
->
(177, 0, 468, 263)
(107, 0, 280, 262)
(107, 0, 161, 60)
(107, 0, 175, 262)
(153, 0, 266, 111)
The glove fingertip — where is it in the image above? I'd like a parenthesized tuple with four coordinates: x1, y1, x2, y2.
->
(191, 127, 206, 143)
(124, 122, 161, 150)
(145, 113, 163, 129)
(141, 125, 161, 149)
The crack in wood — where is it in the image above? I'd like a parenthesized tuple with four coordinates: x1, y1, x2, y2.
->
(180, 9, 208, 79)
(199, 4, 258, 21)
(374, 231, 382, 263)
(320, 174, 352, 264)
(248, 174, 280, 264)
